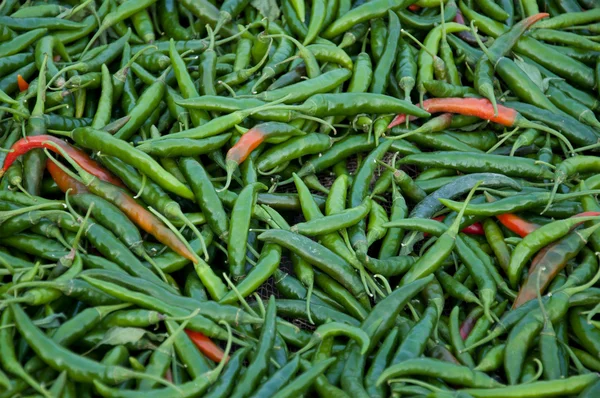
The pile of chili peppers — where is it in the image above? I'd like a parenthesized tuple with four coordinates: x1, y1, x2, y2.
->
(2, 0, 600, 397)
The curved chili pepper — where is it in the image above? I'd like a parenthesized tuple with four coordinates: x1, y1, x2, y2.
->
(45, 153, 198, 266)
(1, 135, 123, 187)
(507, 214, 600, 288)
(389, 97, 574, 153)
(389, 98, 519, 128)
(223, 122, 305, 191)
(514, 223, 600, 308)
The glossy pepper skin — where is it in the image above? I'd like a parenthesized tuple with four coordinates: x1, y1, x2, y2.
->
(3, 2, 600, 396)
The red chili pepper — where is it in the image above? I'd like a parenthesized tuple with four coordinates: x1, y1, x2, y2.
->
(185, 329, 228, 363)
(573, 211, 600, 218)
(389, 98, 518, 128)
(408, 4, 420, 11)
(497, 211, 600, 239)
(17, 75, 29, 92)
(495, 213, 539, 238)
(486, 192, 540, 238)
(0, 135, 124, 187)
(430, 216, 485, 235)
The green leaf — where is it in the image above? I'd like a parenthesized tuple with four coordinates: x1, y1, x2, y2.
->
(97, 327, 147, 346)
(251, 0, 280, 21)
(84, 327, 165, 355)
(34, 313, 66, 329)
(514, 56, 544, 92)
(542, 77, 562, 93)
(458, 121, 489, 132)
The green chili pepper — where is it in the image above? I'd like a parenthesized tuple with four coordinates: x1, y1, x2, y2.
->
(370, 10, 400, 94)
(9, 302, 177, 387)
(228, 182, 265, 280)
(322, 0, 412, 39)
(341, 275, 434, 397)
(203, 347, 249, 398)
(229, 296, 277, 398)
(258, 230, 368, 307)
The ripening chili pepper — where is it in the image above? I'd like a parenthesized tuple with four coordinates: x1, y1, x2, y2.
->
(45, 145, 199, 267)
(449, 306, 476, 368)
(223, 122, 305, 190)
(507, 214, 600, 288)
(459, 307, 483, 340)
(185, 329, 228, 363)
(388, 98, 545, 134)
(46, 160, 88, 195)
(453, 6, 478, 44)
(388, 97, 574, 153)
(513, 222, 600, 309)
(0, 135, 124, 187)
(388, 98, 515, 127)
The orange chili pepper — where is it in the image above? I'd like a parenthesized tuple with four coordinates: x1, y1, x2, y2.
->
(185, 329, 228, 363)
(46, 159, 89, 195)
(17, 75, 29, 92)
(389, 98, 518, 129)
